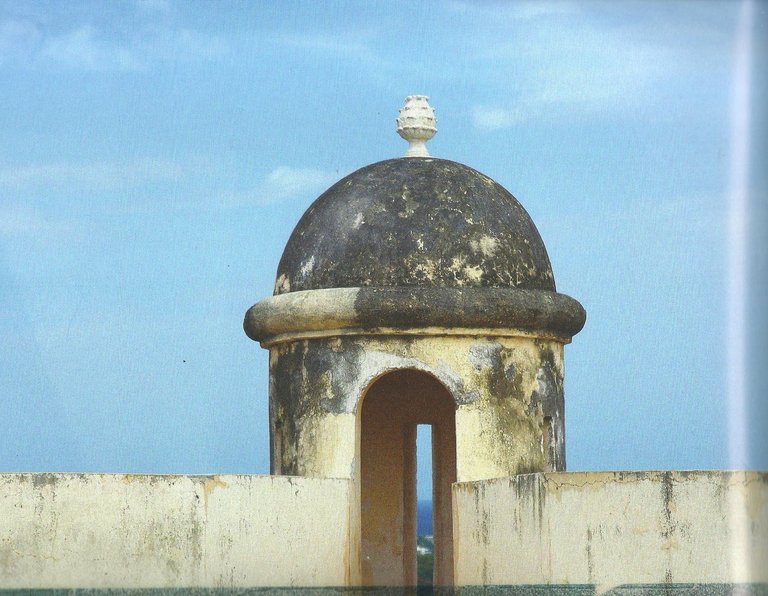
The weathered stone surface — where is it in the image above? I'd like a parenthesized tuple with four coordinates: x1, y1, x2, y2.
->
(266, 335, 566, 482)
(273, 158, 557, 295)
(245, 154, 584, 495)
(453, 471, 768, 588)
(239, 131, 589, 590)
(244, 286, 586, 345)
(0, 473, 357, 588)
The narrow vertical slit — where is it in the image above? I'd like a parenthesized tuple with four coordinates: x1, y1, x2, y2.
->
(416, 424, 433, 588)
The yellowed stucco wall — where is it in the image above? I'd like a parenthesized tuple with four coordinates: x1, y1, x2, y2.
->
(269, 334, 566, 484)
(0, 473, 357, 589)
(453, 470, 768, 589)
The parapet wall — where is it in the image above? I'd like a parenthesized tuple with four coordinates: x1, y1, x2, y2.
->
(0, 473, 357, 589)
(453, 470, 768, 589)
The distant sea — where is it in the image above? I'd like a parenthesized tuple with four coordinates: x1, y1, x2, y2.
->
(416, 500, 432, 535)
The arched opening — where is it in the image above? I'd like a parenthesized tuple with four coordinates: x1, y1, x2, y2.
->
(359, 369, 456, 587)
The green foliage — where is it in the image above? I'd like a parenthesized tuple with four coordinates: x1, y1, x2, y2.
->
(416, 535, 434, 586)
(416, 550, 434, 586)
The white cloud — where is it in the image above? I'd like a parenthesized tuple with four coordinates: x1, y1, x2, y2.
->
(40, 25, 142, 71)
(0, 157, 211, 192)
(449, 1, 577, 21)
(0, 18, 42, 66)
(462, 3, 729, 131)
(471, 106, 524, 131)
(271, 29, 388, 72)
(539, 195, 724, 238)
(277, 32, 368, 55)
(0, 13, 229, 72)
(508, 2, 577, 20)
(223, 166, 340, 207)
(135, 0, 172, 14)
(0, 204, 79, 241)
(469, 39, 678, 131)
(162, 28, 228, 61)
(0, 158, 333, 212)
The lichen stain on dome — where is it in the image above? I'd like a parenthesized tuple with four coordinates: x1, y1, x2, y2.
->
(274, 157, 556, 295)
(470, 236, 499, 258)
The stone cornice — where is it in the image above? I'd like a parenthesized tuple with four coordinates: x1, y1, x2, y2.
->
(244, 286, 586, 346)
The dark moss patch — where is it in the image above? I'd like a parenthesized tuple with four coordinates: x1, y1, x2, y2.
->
(275, 158, 556, 294)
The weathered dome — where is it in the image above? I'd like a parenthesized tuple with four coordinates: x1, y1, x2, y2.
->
(274, 157, 555, 295)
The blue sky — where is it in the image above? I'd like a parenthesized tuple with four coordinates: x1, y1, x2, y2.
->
(1, 1, 766, 498)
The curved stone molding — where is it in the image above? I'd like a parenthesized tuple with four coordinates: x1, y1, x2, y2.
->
(244, 286, 586, 345)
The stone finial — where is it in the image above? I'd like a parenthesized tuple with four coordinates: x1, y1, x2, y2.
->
(396, 95, 436, 157)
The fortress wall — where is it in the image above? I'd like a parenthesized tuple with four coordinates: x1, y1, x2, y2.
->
(453, 470, 768, 588)
(0, 473, 356, 588)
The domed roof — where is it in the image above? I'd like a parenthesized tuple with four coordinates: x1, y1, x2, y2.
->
(274, 157, 555, 295)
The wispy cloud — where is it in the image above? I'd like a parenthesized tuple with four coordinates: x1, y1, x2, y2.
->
(460, 2, 729, 131)
(0, 18, 42, 66)
(39, 25, 142, 71)
(540, 195, 724, 237)
(0, 158, 335, 212)
(276, 32, 371, 56)
(159, 28, 228, 61)
(0, 10, 228, 71)
(0, 204, 80, 241)
(269, 28, 389, 73)
(472, 106, 523, 131)
(0, 157, 213, 192)
(471, 38, 671, 130)
(449, 1, 577, 21)
(222, 166, 340, 207)
(135, 0, 172, 14)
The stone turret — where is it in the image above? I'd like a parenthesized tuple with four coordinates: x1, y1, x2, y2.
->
(244, 96, 585, 586)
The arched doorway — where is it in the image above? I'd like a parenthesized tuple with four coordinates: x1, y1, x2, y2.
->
(359, 369, 456, 587)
